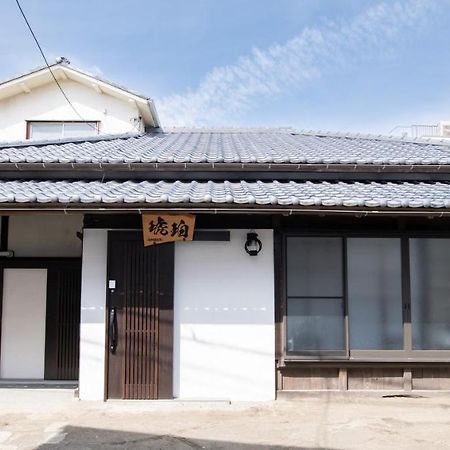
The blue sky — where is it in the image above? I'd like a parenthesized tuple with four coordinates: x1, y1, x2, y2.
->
(1, 0, 450, 133)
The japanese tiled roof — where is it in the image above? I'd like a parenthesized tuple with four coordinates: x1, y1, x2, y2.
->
(1, 129, 450, 212)
(1, 129, 450, 165)
(1, 180, 450, 209)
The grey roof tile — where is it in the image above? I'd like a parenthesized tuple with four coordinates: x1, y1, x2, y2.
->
(0, 180, 449, 209)
(2, 130, 450, 166)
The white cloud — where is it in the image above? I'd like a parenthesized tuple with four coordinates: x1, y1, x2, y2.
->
(158, 0, 434, 127)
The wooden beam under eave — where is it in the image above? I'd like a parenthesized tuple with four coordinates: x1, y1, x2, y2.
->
(20, 82, 31, 94)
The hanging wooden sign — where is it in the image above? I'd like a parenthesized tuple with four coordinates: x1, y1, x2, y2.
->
(142, 214, 196, 246)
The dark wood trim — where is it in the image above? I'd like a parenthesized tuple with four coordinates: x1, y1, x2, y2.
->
(280, 360, 450, 368)
(343, 238, 350, 358)
(85, 214, 275, 230)
(193, 230, 230, 241)
(280, 229, 450, 238)
(5, 170, 450, 183)
(401, 238, 412, 353)
(84, 213, 450, 233)
(44, 268, 59, 379)
(0, 257, 81, 269)
(157, 243, 174, 399)
(0, 217, 9, 251)
(0, 216, 6, 363)
(274, 231, 284, 361)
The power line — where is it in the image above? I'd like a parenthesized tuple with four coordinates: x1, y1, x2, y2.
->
(15, 0, 99, 132)
(14, 0, 144, 163)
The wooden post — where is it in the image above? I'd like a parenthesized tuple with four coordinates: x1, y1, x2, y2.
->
(404, 368, 412, 392)
(339, 368, 348, 391)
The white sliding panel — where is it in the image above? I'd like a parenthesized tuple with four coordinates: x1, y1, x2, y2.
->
(0, 269, 48, 379)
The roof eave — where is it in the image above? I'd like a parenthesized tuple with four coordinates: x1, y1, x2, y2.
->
(1, 162, 450, 174)
(0, 203, 449, 217)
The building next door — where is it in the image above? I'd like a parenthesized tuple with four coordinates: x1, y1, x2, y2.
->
(106, 231, 174, 400)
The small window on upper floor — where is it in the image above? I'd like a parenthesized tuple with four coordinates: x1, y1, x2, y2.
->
(27, 121, 99, 140)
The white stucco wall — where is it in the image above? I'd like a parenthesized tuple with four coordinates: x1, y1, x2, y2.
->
(0, 80, 141, 141)
(0, 269, 47, 379)
(8, 215, 83, 257)
(174, 229, 275, 401)
(77, 228, 275, 401)
(78, 229, 108, 400)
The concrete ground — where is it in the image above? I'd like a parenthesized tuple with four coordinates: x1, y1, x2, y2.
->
(0, 390, 450, 449)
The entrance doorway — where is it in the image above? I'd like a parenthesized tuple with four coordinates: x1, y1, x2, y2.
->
(0, 259, 81, 381)
(106, 232, 174, 399)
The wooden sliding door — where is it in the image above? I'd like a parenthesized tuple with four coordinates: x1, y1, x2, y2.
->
(106, 232, 174, 400)
(44, 261, 82, 380)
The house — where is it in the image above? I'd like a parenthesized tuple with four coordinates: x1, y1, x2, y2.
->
(1, 67, 450, 401)
(0, 58, 160, 142)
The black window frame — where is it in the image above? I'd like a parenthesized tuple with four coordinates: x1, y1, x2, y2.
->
(282, 231, 450, 362)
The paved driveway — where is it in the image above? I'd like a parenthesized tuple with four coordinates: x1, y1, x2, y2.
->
(0, 389, 450, 449)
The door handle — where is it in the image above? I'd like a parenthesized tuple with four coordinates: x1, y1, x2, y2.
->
(109, 307, 118, 354)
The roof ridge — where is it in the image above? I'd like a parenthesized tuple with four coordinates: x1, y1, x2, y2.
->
(0, 132, 144, 149)
(296, 129, 450, 147)
(164, 126, 295, 133)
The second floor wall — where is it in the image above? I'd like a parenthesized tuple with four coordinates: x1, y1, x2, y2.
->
(0, 78, 145, 142)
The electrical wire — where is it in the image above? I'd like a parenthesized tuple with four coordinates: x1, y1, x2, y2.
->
(15, 0, 100, 134)
(14, 0, 146, 164)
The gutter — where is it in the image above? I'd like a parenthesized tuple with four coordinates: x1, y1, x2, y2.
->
(3, 163, 450, 182)
(0, 204, 449, 217)
(2, 162, 450, 173)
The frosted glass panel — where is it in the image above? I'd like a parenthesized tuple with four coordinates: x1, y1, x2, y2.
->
(287, 237, 343, 297)
(29, 122, 97, 139)
(30, 123, 63, 139)
(287, 298, 345, 351)
(347, 238, 403, 350)
(410, 239, 450, 350)
(63, 122, 97, 137)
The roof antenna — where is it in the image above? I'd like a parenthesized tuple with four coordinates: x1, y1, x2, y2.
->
(55, 56, 70, 65)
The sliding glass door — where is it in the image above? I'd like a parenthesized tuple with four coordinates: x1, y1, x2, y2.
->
(284, 235, 450, 360)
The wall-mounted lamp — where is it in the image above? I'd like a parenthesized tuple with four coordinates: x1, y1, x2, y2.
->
(244, 231, 262, 256)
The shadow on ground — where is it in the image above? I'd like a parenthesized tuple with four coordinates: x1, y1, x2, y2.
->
(36, 425, 335, 450)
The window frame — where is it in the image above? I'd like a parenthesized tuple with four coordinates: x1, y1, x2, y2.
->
(285, 236, 348, 359)
(281, 231, 450, 362)
(26, 120, 99, 140)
